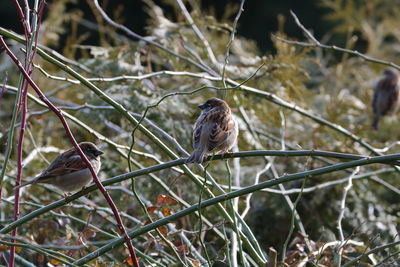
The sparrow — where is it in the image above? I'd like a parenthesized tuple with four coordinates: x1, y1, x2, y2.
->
(16, 142, 103, 192)
(371, 68, 400, 130)
(186, 97, 239, 163)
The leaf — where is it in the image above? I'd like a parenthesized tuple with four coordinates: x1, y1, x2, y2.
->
(0, 244, 8, 252)
(157, 194, 167, 205)
(157, 225, 168, 236)
(161, 207, 172, 216)
(125, 256, 141, 266)
(192, 260, 200, 267)
(157, 194, 178, 206)
(15, 246, 22, 253)
(147, 206, 158, 214)
(50, 257, 67, 265)
(125, 257, 134, 266)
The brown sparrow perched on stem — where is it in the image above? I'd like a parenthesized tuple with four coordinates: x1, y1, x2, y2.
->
(186, 98, 239, 163)
(372, 68, 400, 130)
(16, 142, 103, 192)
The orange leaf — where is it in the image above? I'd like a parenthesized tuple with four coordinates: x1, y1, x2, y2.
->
(50, 258, 62, 265)
(165, 195, 179, 206)
(15, 246, 22, 253)
(0, 244, 9, 252)
(125, 257, 134, 266)
(157, 194, 167, 205)
(157, 194, 178, 206)
(192, 260, 200, 267)
(161, 207, 172, 216)
(147, 206, 158, 214)
(157, 225, 168, 236)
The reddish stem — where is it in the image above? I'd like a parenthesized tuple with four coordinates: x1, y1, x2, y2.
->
(8, 1, 35, 265)
(11, 0, 31, 41)
(0, 37, 140, 267)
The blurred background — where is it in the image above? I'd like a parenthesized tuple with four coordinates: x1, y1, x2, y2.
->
(0, 0, 335, 53)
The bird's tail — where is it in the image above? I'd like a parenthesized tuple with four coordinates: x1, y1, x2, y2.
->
(14, 179, 36, 190)
(372, 116, 380, 130)
(186, 148, 206, 164)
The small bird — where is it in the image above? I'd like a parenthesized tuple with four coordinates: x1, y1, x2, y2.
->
(16, 142, 103, 192)
(186, 98, 239, 163)
(372, 68, 400, 130)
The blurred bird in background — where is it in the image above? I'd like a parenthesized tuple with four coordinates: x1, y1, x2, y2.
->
(371, 68, 400, 130)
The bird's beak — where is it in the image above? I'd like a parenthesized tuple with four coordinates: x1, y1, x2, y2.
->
(95, 150, 104, 156)
(198, 103, 206, 110)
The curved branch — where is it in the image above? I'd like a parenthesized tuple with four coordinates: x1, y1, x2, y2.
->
(74, 152, 400, 264)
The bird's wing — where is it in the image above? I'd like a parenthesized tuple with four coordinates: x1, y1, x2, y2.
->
(193, 120, 203, 150)
(37, 154, 86, 182)
(375, 79, 400, 115)
(387, 84, 400, 112)
(205, 111, 235, 152)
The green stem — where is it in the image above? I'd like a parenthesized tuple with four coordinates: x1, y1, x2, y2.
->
(2, 151, 399, 236)
(197, 162, 213, 267)
(225, 160, 246, 266)
(0, 76, 24, 186)
(281, 178, 306, 262)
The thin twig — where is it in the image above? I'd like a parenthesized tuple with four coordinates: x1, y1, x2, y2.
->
(175, 0, 219, 68)
(34, 63, 220, 83)
(225, 159, 247, 266)
(221, 0, 246, 99)
(274, 35, 400, 71)
(281, 178, 306, 262)
(277, 11, 400, 70)
(197, 162, 213, 267)
(336, 166, 360, 266)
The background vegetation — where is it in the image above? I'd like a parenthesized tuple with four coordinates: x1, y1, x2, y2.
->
(0, 0, 399, 266)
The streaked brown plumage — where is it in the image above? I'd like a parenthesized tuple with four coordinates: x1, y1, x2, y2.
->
(186, 98, 239, 164)
(371, 68, 400, 130)
(16, 142, 103, 192)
